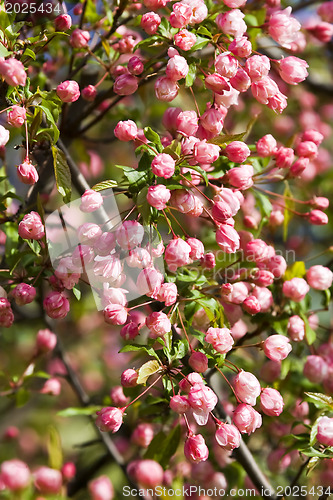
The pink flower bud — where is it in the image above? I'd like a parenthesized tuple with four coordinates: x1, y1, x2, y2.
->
(179, 372, 204, 393)
(229, 36, 252, 57)
(215, 53, 238, 79)
(205, 327, 234, 354)
(17, 159, 38, 185)
(263, 254, 287, 278)
(146, 311, 171, 336)
(82, 85, 97, 101)
(166, 55, 189, 81)
(0, 57, 26, 86)
(88, 475, 114, 500)
(162, 107, 182, 133)
(278, 56, 308, 85)
(303, 355, 328, 383)
(318, 2, 333, 22)
(251, 75, 279, 105)
(215, 423, 241, 451)
(230, 67, 251, 92)
(176, 110, 198, 136)
(307, 21, 333, 43)
(311, 196, 329, 210)
(78, 223, 102, 245)
(113, 74, 138, 96)
(260, 360, 281, 383)
(34, 467, 62, 494)
(306, 209, 329, 225)
(296, 141, 318, 159)
(80, 189, 103, 213)
(275, 146, 295, 169)
(174, 29, 197, 51)
(132, 423, 154, 448)
(289, 157, 309, 177)
(133, 460, 164, 487)
(242, 295, 261, 315)
(146, 185, 171, 209)
(155, 76, 179, 102)
(184, 434, 209, 463)
(216, 9, 247, 38)
(251, 269, 275, 287)
(170, 395, 190, 413)
(268, 7, 301, 49)
(0, 124, 9, 146)
(245, 55, 270, 81)
(70, 28, 90, 48)
(136, 267, 164, 297)
(117, 220, 144, 250)
(170, 2, 192, 28)
(11, 283, 36, 305)
(200, 107, 225, 136)
(165, 238, 191, 272)
(302, 129, 324, 146)
(316, 417, 333, 447)
(36, 328, 57, 353)
(121, 369, 138, 387)
(188, 383, 218, 425)
(233, 403, 262, 434)
(110, 385, 129, 407)
(61, 462, 76, 481)
(96, 407, 124, 433)
(0, 460, 30, 491)
(104, 304, 128, 325)
(260, 388, 284, 416)
(189, 351, 208, 373)
(186, 238, 204, 261)
(224, 141, 251, 163)
(141, 12, 161, 34)
(263, 335, 292, 362)
(128, 56, 144, 75)
(193, 139, 220, 164)
(287, 315, 305, 342)
(282, 277, 310, 302)
(205, 73, 230, 95)
(151, 153, 175, 179)
(256, 134, 277, 157)
(216, 224, 240, 253)
(234, 370, 261, 406)
(55, 14, 72, 31)
(306, 265, 333, 290)
(8, 105, 26, 127)
(57, 80, 80, 102)
(227, 164, 254, 190)
(43, 291, 69, 319)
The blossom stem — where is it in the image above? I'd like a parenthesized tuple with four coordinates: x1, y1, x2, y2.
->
(123, 374, 163, 410)
(177, 309, 194, 353)
(215, 365, 241, 402)
(161, 209, 177, 237)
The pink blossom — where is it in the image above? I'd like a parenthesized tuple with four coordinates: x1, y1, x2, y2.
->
(61, 462, 76, 480)
(78, 223, 102, 245)
(194, 140, 220, 164)
(223, 0, 247, 6)
(184, 434, 209, 462)
(306, 209, 329, 225)
(113, 74, 138, 96)
(316, 417, 333, 447)
(155, 76, 179, 102)
(306, 265, 333, 290)
(82, 85, 97, 101)
(95, 407, 124, 433)
(176, 110, 199, 136)
(188, 383, 218, 425)
(205, 327, 234, 354)
(287, 315, 305, 341)
(0, 460, 30, 491)
(303, 355, 328, 383)
(318, 1, 333, 23)
(215, 53, 238, 79)
(307, 22, 333, 43)
(251, 76, 279, 105)
(40, 377, 61, 395)
(200, 107, 225, 135)
(166, 55, 189, 81)
(146, 311, 171, 336)
(121, 369, 138, 387)
(282, 277, 310, 302)
(302, 129, 324, 146)
(174, 30, 197, 51)
(260, 388, 284, 416)
(151, 153, 175, 178)
(216, 224, 240, 253)
(263, 335, 292, 362)
(170, 2, 192, 28)
(279, 56, 308, 85)
(111, 386, 129, 406)
(234, 370, 261, 406)
(227, 164, 254, 190)
(242, 295, 261, 315)
(116, 220, 144, 250)
(179, 372, 204, 393)
(170, 395, 190, 413)
(0, 57, 26, 86)
(296, 141, 318, 159)
(229, 36, 252, 57)
(141, 12, 161, 34)
(114, 120, 138, 141)
(57, 80, 80, 102)
(216, 9, 247, 38)
(120, 322, 139, 340)
(104, 304, 128, 325)
(189, 351, 208, 372)
(136, 267, 164, 297)
(182, 0, 208, 24)
(43, 291, 70, 319)
(256, 134, 277, 157)
(8, 105, 26, 127)
(11, 283, 36, 305)
(245, 55, 270, 81)
(55, 14, 72, 31)
(233, 403, 262, 434)
(205, 73, 230, 94)
(147, 184, 171, 209)
(134, 460, 164, 487)
(156, 282, 177, 306)
(80, 189, 103, 213)
(36, 329, 57, 353)
(224, 141, 251, 163)
(252, 286, 273, 312)
(70, 28, 90, 48)
(215, 423, 241, 451)
(186, 238, 204, 260)
(34, 467, 63, 494)
(132, 423, 154, 448)
(165, 238, 191, 272)
(0, 124, 9, 146)
(230, 67, 251, 92)
(88, 475, 114, 500)
(268, 7, 301, 49)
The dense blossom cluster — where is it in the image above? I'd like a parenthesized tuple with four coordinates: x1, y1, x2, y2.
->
(0, 0, 333, 496)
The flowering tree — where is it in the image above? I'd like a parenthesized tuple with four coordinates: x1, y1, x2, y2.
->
(1, 0, 333, 498)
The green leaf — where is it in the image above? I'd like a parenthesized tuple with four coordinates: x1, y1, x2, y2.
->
(283, 182, 294, 242)
(158, 17, 171, 38)
(307, 456, 320, 475)
(284, 261, 306, 281)
(305, 392, 333, 411)
(187, 165, 208, 186)
(310, 416, 322, 446)
(144, 127, 163, 151)
(72, 286, 81, 301)
(47, 426, 63, 470)
(196, 26, 212, 37)
(92, 179, 118, 191)
(23, 47, 36, 60)
(185, 62, 197, 88)
(38, 101, 60, 143)
(119, 344, 160, 361)
(0, 45, 11, 57)
(255, 190, 272, 218)
(57, 406, 102, 417)
(301, 314, 316, 345)
(144, 425, 181, 469)
(52, 146, 72, 203)
(190, 35, 210, 52)
(136, 360, 161, 385)
(15, 387, 30, 407)
(209, 132, 246, 146)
